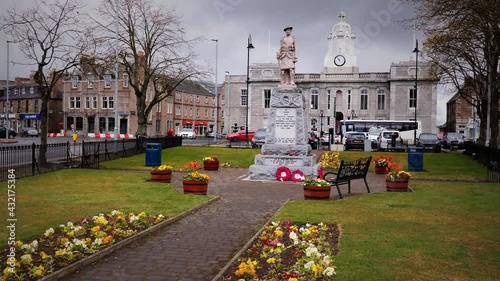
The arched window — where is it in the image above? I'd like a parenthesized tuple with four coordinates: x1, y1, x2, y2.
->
(377, 89, 385, 110)
(310, 89, 319, 109)
(360, 89, 368, 110)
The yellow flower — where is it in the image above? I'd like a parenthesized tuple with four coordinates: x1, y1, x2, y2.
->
(274, 230, 283, 237)
(95, 216, 109, 226)
(55, 249, 66, 258)
(15, 241, 23, 247)
(40, 252, 52, 260)
(91, 226, 100, 233)
(266, 257, 276, 264)
(60, 237, 68, 244)
(102, 235, 113, 244)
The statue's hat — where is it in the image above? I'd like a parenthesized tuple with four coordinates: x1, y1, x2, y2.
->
(283, 26, 293, 31)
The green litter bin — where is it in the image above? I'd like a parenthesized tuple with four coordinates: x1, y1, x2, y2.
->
(145, 143, 162, 166)
(408, 146, 423, 172)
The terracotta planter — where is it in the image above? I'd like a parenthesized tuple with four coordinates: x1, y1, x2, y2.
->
(374, 166, 389, 174)
(203, 160, 219, 171)
(303, 185, 332, 200)
(386, 179, 409, 192)
(150, 170, 172, 183)
(183, 180, 208, 195)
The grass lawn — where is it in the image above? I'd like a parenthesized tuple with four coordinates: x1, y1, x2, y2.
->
(1, 146, 496, 280)
(0, 169, 210, 247)
(275, 181, 500, 280)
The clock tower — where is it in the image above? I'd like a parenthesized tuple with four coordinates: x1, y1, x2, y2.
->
(323, 10, 359, 73)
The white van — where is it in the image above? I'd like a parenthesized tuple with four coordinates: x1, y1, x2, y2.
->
(378, 130, 401, 151)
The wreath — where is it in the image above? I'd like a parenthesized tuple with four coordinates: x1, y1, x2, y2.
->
(291, 170, 305, 182)
(275, 166, 292, 182)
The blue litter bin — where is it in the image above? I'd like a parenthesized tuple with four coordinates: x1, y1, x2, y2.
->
(145, 143, 162, 166)
(408, 146, 423, 172)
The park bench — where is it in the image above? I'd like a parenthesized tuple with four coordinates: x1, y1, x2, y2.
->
(323, 156, 372, 199)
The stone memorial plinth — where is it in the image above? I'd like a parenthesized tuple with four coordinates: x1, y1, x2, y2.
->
(249, 87, 320, 180)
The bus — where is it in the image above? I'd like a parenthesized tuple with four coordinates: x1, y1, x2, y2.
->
(339, 120, 422, 145)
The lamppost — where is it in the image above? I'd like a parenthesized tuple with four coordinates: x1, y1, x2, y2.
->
(5, 40, 13, 139)
(212, 39, 218, 142)
(412, 39, 419, 145)
(320, 109, 324, 137)
(245, 34, 254, 145)
(225, 71, 230, 134)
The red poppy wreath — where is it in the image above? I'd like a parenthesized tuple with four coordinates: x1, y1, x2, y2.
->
(275, 166, 291, 181)
(291, 170, 305, 182)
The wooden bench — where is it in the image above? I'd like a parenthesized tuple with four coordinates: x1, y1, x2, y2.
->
(323, 156, 372, 199)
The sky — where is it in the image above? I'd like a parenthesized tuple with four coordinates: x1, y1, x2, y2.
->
(0, 0, 448, 124)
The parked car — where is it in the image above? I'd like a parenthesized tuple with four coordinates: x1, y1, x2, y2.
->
(21, 127, 39, 137)
(320, 133, 330, 145)
(342, 131, 357, 145)
(0, 125, 17, 139)
(251, 128, 267, 148)
(226, 129, 256, 142)
(368, 126, 386, 149)
(443, 132, 465, 149)
(177, 128, 196, 139)
(416, 133, 441, 153)
(205, 131, 223, 139)
(378, 130, 401, 151)
(344, 132, 367, 151)
(307, 131, 319, 149)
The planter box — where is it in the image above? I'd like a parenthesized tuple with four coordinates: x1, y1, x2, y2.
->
(150, 170, 172, 183)
(203, 160, 219, 171)
(183, 180, 208, 195)
(303, 185, 331, 200)
(386, 179, 409, 192)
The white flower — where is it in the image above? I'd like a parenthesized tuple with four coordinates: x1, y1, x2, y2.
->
(322, 255, 332, 266)
(271, 221, 278, 226)
(44, 228, 55, 237)
(66, 222, 74, 228)
(304, 260, 315, 269)
(129, 215, 139, 222)
(20, 254, 32, 264)
(323, 267, 336, 276)
(111, 210, 121, 216)
(92, 238, 103, 246)
(305, 245, 319, 257)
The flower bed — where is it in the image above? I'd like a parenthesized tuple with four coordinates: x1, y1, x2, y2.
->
(221, 221, 339, 280)
(0, 210, 165, 280)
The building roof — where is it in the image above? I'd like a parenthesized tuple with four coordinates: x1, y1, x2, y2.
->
(176, 80, 213, 96)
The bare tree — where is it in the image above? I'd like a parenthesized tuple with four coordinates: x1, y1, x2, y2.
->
(92, 0, 206, 136)
(1, 0, 88, 164)
(406, 0, 500, 147)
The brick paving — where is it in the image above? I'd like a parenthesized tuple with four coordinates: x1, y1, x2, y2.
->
(62, 162, 386, 281)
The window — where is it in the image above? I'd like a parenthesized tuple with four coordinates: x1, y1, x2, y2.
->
(76, 117, 84, 130)
(22, 88, 25, 95)
(108, 117, 115, 131)
(347, 89, 351, 110)
(92, 96, 97, 109)
(156, 101, 161, 112)
(69, 97, 81, 111)
(102, 96, 109, 109)
(310, 89, 318, 110)
(241, 89, 248, 106)
(221, 95, 225, 105)
(123, 74, 129, 88)
(104, 75, 111, 88)
(377, 89, 385, 110)
(155, 120, 161, 132)
(196, 96, 200, 103)
(184, 107, 188, 117)
(14, 89, 18, 95)
(176, 93, 181, 100)
(175, 106, 181, 116)
(85, 96, 90, 109)
(190, 107, 193, 117)
(87, 75, 94, 88)
(99, 117, 106, 131)
(327, 90, 331, 110)
(30, 87, 34, 94)
(108, 96, 114, 109)
(71, 76, 78, 89)
(360, 89, 368, 110)
(212, 109, 215, 119)
(66, 117, 74, 130)
(196, 108, 200, 117)
(34, 100, 39, 112)
(264, 89, 271, 108)
(409, 88, 417, 108)
(205, 109, 208, 117)
(205, 97, 208, 104)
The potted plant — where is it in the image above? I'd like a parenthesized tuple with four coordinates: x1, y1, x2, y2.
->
(150, 164, 173, 183)
(385, 163, 411, 192)
(373, 155, 392, 174)
(181, 161, 210, 195)
(202, 156, 219, 171)
(302, 177, 332, 200)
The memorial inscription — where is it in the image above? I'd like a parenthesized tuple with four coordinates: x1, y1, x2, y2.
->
(275, 108, 296, 144)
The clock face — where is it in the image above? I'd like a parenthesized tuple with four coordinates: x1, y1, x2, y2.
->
(334, 55, 346, 66)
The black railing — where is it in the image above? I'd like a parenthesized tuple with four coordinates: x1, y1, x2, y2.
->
(464, 143, 500, 182)
(0, 136, 182, 182)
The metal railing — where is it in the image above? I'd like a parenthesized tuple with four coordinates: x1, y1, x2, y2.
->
(464, 143, 500, 182)
(0, 136, 182, 182)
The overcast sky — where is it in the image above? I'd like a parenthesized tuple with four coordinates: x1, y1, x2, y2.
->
(0, 0, 448, 124)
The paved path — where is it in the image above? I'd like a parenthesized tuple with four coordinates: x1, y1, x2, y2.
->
(63, 167, 386, 281)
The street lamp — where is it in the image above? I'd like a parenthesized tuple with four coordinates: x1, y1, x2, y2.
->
(320, 109, 324, 137)
(225, 71, 230, 135)
(212, 39, 218, 143)
(412, 39, 419, 145)
(246, 34, 254, 145)
(5, 40, 13, 139)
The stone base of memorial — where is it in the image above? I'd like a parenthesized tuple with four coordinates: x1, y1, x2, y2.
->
(248, 87, 321, 180)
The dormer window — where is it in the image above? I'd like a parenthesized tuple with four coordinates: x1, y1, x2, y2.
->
(71, 76, 79, 89)
(104, 75, 111, 88)
(87, 75, 94, 88)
